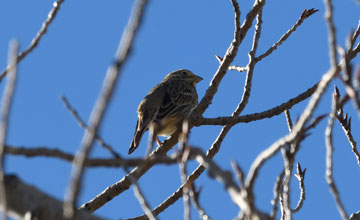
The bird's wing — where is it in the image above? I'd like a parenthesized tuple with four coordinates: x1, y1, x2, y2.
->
(156, 80, 197, 121)
(128, 83, 165, 154)
(138, 84, 165, 128)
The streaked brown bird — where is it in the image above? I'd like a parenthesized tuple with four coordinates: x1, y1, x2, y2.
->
(128, 69, 203, 154)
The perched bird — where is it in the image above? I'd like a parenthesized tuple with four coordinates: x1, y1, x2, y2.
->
(128, 69, 203, 154)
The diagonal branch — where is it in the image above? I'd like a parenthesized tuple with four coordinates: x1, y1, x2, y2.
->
(193, 82, 318, 126)
(63, 0, 149, 218)
(61, 95, 121, 158)
(325, 88, 349, 220)
(245, 64, 341, 196)
(255, 8, 318, 63)
(196, 0, 265, 114)
(324, 0, 338, 67)
(229, 8, 318, 71)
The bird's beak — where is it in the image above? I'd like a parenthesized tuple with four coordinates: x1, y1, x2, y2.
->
(194, 75, 203, 83)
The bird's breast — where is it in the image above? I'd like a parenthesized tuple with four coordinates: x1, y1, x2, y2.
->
(157, 116, 180, 136)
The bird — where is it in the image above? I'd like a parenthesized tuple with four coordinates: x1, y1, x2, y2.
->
(128, 69, 203, 154)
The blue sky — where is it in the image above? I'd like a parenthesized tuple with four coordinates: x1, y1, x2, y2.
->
(1, 0, 360, 219)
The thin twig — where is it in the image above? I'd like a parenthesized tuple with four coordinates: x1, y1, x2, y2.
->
(193, 82, 318, 126)
(4, 145, 179, 167)
(0, 40, 19, 220)
(280, 144, 292, 220)
(325, 88, 349, 220)
(284, 109, 293, 132)
(181, 123, 211, 220)
(178, 148, 191, 220)
(292, 163, 306, 213)
(334, 86, 360, 165)
(256, 8, 319, 63)
(324, 0, 338, 67)
(0, 0, 65, 83)
(61, 95, 121, 158)
(231, 160, 245, 187)
(196, 0, 263, 114)
(178, 122, 191, 220)
(349, 19, 360, 50)
(189, 185, 211, 220)
(281, 110, 295, 220)
(235, 7, 264, 216)
(229, 8, 319, 71)
(245, 63, 341, 198)
(335, 114, 360, 165)
(270, 170, 285, 219)
(63, 0, 149, 217)
(125, 167, 157, 220)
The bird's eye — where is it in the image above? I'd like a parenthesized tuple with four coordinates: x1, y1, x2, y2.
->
(182, 71, 187, 75)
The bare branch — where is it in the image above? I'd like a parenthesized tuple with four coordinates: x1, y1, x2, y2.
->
(189, 184, 211, 220)
(245, 64, 341, 197)
(190, 148, 243, 207)
(125, 167, 157, 220)
(3, 175, 105, 220)
(292, 163, 306, 213)
(280, 144, 292, 220)
(60, 95, 121, 158)
(5, 145, 179, 167)
(324, 0, 338, 67)
(325, 87, 349, 220)
(348, 19, 360, 52)
(0, 40, 19, 220)
(231, 160, 245, 187)
(255, 8, 319, 63)
(196, 0, 265, 114)
(336, 115, 360, 165)
(0, 0, 65, 83)
(64, 0, 149, 217)
(177, 124, 192, 220)
(271, 171, 285, 219)
(284, 109, 293, 132)
(334, 86, 360, 165)
(193, 82, 318, 126)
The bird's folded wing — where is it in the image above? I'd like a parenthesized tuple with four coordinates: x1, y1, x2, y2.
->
(156, 81, 196, 121)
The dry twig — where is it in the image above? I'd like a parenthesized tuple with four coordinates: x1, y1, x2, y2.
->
(193, 82, 318, 126)
(255, 8, 319, 63)
(334, 86, 360, 165)
(229, 8, 319, 71)
(0, 0, 65, 82)
(125, 167, 157, 220)
(4, 145, 178, 167)
(61, 95, 121, 158)
(325, 88, 349, 220)
(292, 163, 306, 213)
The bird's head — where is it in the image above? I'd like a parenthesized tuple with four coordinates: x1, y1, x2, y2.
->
(163, 69, 203, 86)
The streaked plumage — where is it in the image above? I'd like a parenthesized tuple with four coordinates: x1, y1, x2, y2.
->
(128, 69, 202, 154)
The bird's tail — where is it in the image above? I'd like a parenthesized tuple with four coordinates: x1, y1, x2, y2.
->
(128, 127, 144, 154)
